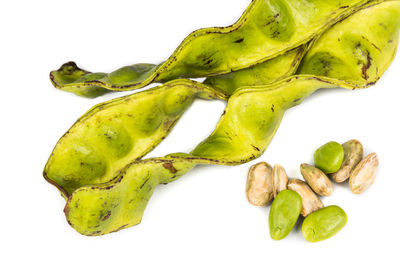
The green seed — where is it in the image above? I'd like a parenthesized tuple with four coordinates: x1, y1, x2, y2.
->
(314, 141, 344, 173)
(269, 190, 302, 240)
(302, 205, 347, 242)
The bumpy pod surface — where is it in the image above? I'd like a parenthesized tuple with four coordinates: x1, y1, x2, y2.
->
(50, 0, 372, 97)
(203, 45, 307, 96)
(65, 155, 196, 236)
(44, 80, 226, 197)
(298, 1, 400, 86)
(65, 76, 340, 235)
(46, 0, 400, 235)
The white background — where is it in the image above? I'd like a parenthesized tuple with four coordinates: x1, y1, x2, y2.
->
(1, 0, 399, 266)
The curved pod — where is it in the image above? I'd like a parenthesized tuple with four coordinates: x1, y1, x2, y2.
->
(50, 0, 372, 97)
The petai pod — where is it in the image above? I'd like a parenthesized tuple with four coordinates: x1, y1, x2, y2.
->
(297, 0, 400, 86)
(47, 1, 400, 235)
(44, 80, 226, 197)
(203, 45, 307, 96)
(50, 0, 373, 97)
(65, 154, 197, 236)
(64, 76, 340, 235)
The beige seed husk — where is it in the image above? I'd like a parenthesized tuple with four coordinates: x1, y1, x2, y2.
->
(349, 153, 379, 194)
(300, 163, 333, 196)
(246, 162, 274, 206)
(287, 179, 324, 217)
(272, 164, 288, 198)
(330, 139, 364, 183)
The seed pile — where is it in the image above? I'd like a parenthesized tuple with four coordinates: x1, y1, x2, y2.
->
(246, 139, 379, 242)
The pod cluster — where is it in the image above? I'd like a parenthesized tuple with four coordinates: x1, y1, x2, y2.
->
(45, 0, 399, 235)
(246, 139, 379, 242)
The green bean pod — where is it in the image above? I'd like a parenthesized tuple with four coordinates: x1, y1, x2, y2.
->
(45, 0, 400, 235)
(50, 0, 373, 97)
(65, 154, 196, 236)
(203, 45, 307, 96)
(64, 75, 342, 235)
(298, 1, 400, 86)
(44, 80, 226, 197)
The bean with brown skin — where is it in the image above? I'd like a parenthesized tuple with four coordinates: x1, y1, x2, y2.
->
(330, 139, 364, 183)
(300, 163, 333, 196)
(349, 153, 379, 194)
(287, 179, 324, 217)
(246, 162, 274, 206)
(273, 164, 288, 198)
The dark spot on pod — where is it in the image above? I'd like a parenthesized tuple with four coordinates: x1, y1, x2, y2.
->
(251, 145, 260, 151)
(139, 178, 150, 189)
(313, 77, 330, 83)
(361, 36, 381, 52)
(112, 224, 129, 233)
(162, 162, 178, 174)
(379, 23, 388, 30)
(265, 20, 274, 27)
(90, 231, 102, 235)
(101, 211, 112, 221)
(234, 38, 244, 43)
(361, 51, 372, 80)
(271, 104, 275, 112)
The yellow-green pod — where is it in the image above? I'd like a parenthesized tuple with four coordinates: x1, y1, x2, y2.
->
(47, 0, 400, 235)
(302, 205, 347, 242)
(298, 0, 400, 86)
(65, 155, 196, 236)
(62, 76, 340, 236)
(44, 80, 226, 197)
(204, 45, 307, 96)
(50, 0, 372, 97)
(269, 190, 302, 240)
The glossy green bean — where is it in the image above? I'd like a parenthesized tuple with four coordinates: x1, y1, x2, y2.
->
(269, 190, 302, 240)
(302, 206, 348, 242)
